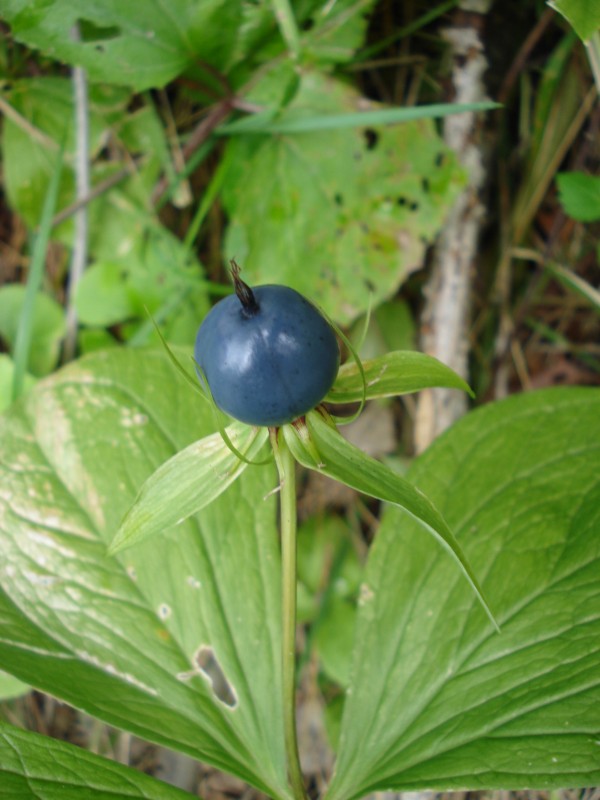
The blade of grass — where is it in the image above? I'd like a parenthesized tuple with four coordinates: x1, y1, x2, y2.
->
(155, 139, 216, 210)
(352, 0, 460, 62)
(127, 287, 193, 348)
(271, 0, 301, 61)
(130, 150, 234, 348)
(12, 140, 65, 402)
(183, 146, 233, 250)
(545, 262, 600, 313)
(217, 101, 500, 135)
(525, 316, 600, 373)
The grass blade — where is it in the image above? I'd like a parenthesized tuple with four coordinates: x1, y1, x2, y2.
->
(12, 140, 65, 401)
(218, 102, 500, 136)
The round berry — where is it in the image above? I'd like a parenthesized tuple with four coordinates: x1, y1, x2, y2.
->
(194, 270, 339, 427)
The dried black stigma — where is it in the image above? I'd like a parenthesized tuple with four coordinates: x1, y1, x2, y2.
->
(230, 259, 260, 316)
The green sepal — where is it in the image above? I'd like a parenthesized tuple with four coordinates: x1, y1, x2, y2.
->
(149, 309, 209, 402)
(193, 360, 274, 466)
(109, 422, 269, 553)
(326, 318, 367, 425)
(326, 350, 474, 404)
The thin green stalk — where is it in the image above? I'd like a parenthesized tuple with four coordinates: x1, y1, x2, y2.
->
(352, 0, 460, 62)
(271, 429, 307, 800)
(183, 147, 232, 251)
(12, 140, 65, 401)
(156, 139, 215, 210)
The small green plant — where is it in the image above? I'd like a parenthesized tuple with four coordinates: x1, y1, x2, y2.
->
(110, 265, 496, 799)
(0, 273, 598, 797)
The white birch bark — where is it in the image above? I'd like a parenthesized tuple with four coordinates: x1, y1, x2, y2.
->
(414, 1, 493, 453)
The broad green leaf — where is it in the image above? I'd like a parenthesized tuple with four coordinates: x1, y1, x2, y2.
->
(222, 71, 465, 324)
(0, 286, 65, 377)
(110, 422, 269, 553)
(556, 171, 600, 221)
(327, 387, 600, 799)
(78, 328, 120, 355)
(283, 411, 496, 629)
(0, 670, 28, 700)
(326, 351, 473, 404)
(74, 261, 138, 327)
(1, 1, 255, 90)
(547, 0, 600, 42)
(0, 349, 290, 799)
(0, 720, 195, 799)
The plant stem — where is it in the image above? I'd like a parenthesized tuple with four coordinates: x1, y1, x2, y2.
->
(271, 429, 307, 800)
(12, 142, 64, 401)
(63, 23, 90, 363)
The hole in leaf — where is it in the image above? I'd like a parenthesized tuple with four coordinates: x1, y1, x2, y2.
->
(77, 19, 121, 42)
(363, 128, 379, 150)
(334, 193, 344, 206)
(300, 17, 315, 31)
(435, 152, 445, 167)
(396, 196, 407, 206)
(196, 646, 237, 708)
(421, 177, 430, 193)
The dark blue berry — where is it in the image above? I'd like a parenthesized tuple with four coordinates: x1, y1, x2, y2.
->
(194, 271, 339, 427)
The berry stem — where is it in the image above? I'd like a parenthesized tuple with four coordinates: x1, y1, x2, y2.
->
(230, 258, 260, 316)
(270, 428, 308, 800)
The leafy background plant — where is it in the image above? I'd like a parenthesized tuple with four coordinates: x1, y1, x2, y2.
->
(0, 0, 598, 799)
